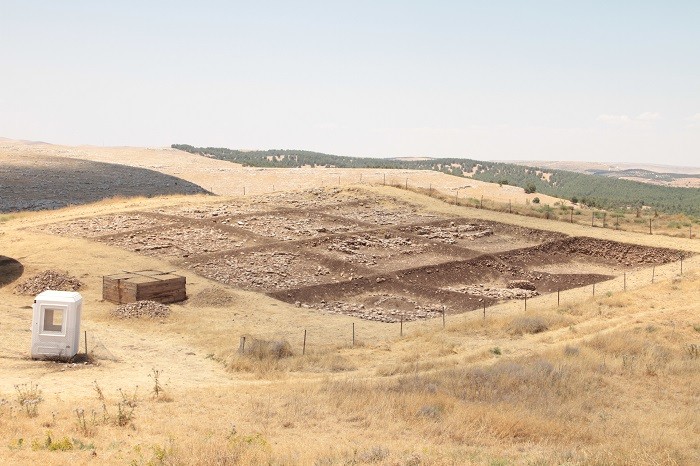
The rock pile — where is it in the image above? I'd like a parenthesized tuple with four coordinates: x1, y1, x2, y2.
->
(507, 280, 536, 291)
(318, 233, 422, 265)
(14, 270, 83, 295)
(111, 301, 171, 319)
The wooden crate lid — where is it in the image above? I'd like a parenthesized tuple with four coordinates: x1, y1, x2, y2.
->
(104, 270, 184, 282)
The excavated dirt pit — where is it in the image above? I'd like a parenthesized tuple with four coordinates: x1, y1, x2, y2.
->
(151, 202, 277, 219)
(230, 212, 365, 241)
(324, 201, 454, 226)
(305, 232, 474, 273)
(36, 188, 687, 322)
(399, 219, 567, 253)
(39, 214, 172, 238)
(100, 225, 251, 258)
(186, 250, 356, 292)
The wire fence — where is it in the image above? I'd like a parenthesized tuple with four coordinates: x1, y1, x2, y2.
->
(230, 171, 698, 241)
(192, 256, 696, 358)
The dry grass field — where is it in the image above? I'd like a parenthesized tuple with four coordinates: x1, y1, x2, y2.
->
(0, 138, 566, 205)
(1, 183, 699, 465)
(3, 138, 696, 241)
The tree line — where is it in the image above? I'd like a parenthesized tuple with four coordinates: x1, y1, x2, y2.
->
(172, 144, 700, 216)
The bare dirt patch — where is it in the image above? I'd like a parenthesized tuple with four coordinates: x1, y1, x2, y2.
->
(187, 286, 238, 307)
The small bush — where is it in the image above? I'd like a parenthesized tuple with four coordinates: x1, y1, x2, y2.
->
(358, 445, 390, 463)
(245, 338, 294, 360)
(149, 368, 172, 401)
(507, 316, 549, 335)
(32, 432, 73, 451)
(15, 382, 43, 417)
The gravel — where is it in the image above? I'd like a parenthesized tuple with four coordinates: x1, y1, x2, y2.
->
(111, 300, 171, 319)
(14, 270, 83, 295)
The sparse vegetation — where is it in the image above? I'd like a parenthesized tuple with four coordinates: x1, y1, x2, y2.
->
(15, 383, 43, 418)
(1, 185, 698, 464)
(175, 144, 700, 215)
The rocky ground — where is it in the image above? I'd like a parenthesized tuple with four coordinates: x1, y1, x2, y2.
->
(111, 300, 171, 319)
(445, 284, 539, 300)
(311, 294, 446, 322)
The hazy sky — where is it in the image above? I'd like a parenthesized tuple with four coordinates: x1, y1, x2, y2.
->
(1, 1, 699, 166)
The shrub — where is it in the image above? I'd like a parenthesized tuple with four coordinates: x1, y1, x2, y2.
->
(245, 338, 294, 360)
(507, 316, 549, 335)
(532, 197, 541, 204)
(15, 383, 43, 417)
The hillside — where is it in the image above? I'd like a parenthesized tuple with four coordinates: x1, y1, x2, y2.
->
(173, 144, 700, 216)
(0, 152, 208, 212)
(0, 186, 698, 464)
(510, 160, 700, 188)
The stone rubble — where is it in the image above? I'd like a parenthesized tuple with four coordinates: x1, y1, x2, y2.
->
(314, 296, 445, 323)
(446, 284, 539, 300)
(107, 226, 245, 257)
(39, 214, 165, 238)
(402, 222, 494, 244)
(14, 270, 83, 295)
(315, 233, 424, 265)
(191, 251, 332, 291)
(111, 300, 171, 319)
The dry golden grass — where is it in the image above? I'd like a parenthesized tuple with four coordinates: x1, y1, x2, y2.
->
(1, 187, 699, 464)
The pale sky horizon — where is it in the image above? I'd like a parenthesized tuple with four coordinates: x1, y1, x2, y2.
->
(1, 1, 699, 167)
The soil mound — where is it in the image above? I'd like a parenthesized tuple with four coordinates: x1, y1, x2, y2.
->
(188, 287, 237, 307)
(14, 270, 83, 295)
(111, 301, 171, 319)
(0, 256, 24, 288)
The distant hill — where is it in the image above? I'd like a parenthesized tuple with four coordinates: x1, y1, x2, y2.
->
(173, 144, 700, 216)
(586, 168, 700, 188)
(0, 155, 208, 212)
(507, 160, 700, 188)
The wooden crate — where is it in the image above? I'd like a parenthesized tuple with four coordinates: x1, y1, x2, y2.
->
(103, 270, 186, 304)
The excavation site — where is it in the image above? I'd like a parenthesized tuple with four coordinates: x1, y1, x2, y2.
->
(37, 187, 684, 322)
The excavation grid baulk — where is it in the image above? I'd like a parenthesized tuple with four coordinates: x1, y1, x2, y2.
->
(40, 188, 686, 322)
